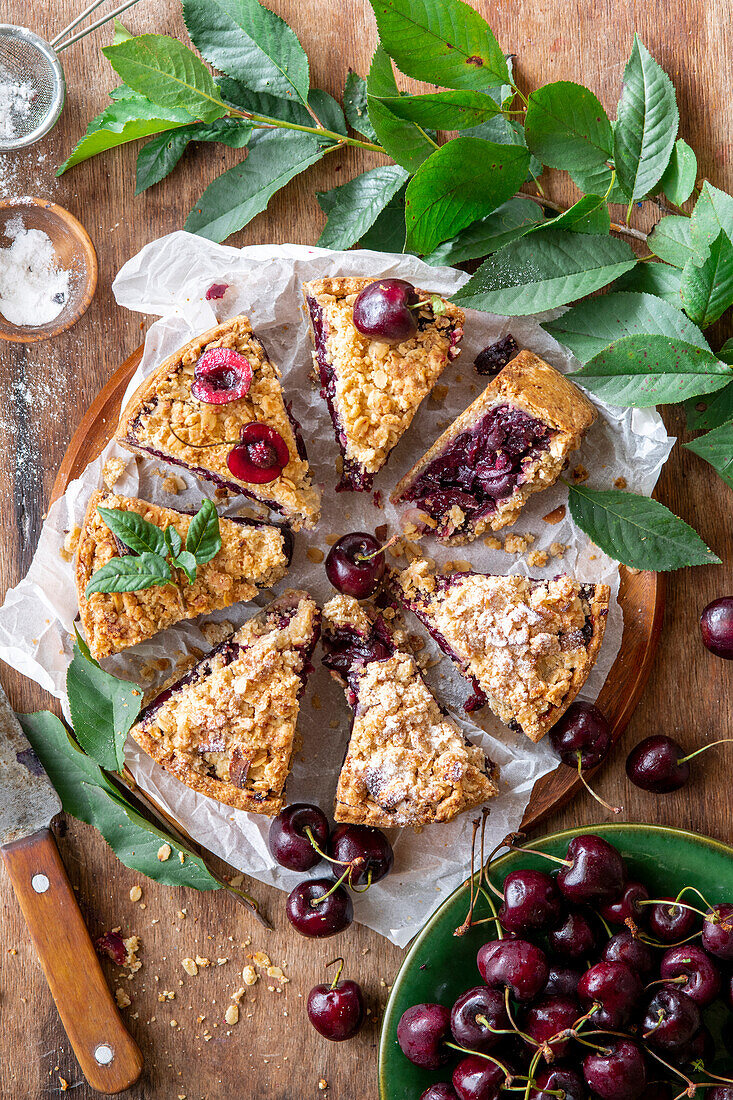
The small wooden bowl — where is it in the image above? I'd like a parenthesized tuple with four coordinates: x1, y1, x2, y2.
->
(0, 197, 98, 343)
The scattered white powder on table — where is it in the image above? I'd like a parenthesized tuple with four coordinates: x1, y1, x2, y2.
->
(0, 79, 35, 141)
(0, 215, 70, 326)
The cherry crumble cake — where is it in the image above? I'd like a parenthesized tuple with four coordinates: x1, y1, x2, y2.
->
(321, 595, 498, 827)
(116, 315, 321, 531)
(391, 349, 597, 543)
(76, 491, 292, 660)
(302, 277, 464, 492)
(389, 560, 610, 742)
(129, 591, 320, 815)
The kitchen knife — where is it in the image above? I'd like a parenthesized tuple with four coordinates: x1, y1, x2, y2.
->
(0, 685, 143, 1094)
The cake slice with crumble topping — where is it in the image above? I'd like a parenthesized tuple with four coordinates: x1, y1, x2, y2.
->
(321, 594, 498, 827)
(129, 590, 320, 815)
(390, 560, 610, 742)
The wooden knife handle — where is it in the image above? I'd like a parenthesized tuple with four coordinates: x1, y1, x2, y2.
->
(2, 828, 143, 1094)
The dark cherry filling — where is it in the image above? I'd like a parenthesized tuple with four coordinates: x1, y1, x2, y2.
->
(322, 618, 395, 706)
(474, 333, 519, 376)
(400, 403, 552, 535)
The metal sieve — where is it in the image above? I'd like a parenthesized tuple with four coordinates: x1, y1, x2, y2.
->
(0, 0, 140, 153)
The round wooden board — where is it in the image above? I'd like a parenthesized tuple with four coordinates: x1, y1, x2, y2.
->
(50, 345, 665, 836)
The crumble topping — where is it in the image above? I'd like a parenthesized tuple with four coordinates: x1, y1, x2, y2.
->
(102, 456, 127, 489)
(76, 491, 291, 659)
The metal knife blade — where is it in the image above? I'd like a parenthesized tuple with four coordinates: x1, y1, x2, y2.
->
(0, 685, 61, 847)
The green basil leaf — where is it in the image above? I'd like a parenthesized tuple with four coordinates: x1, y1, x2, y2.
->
(680, 230, 733, 327)
(163, 524, 183, 559)
(533, 194, 610, 236)
(182, 0, 309, 107)
(366, 47, 435, 172)
(317, 165, 409, 250)
(685, 381, 733, 431)
(368, 0, 510, 90)
(102, 35, 227, 123)
(568, 485, 720, 571)
(86, 553, 172, 596)
(684, 421, 733, 489)
(423, 196, 543, 265)
(173, 550, 198, 584)
(613, 35, 678, 201)
(544, 291, 709, 364)
(404, 137, 530, 254)
(374, 89, 501, 131)
(689, 182, 733, 260)
(185, 130, 323, 242)
(452, 230, 636, 315)
(97, 506, 168, 556)
(572, 335, 732, 406)
(135, 118, 253, 194)
(358, 185, 408, 252)
(66, 639, 142, 773)
(308, 89, 347, 135)
(524, 81, 612, 172)
(611, 260, 682, 306)
(659, 138, 697, 205)
(185, 499, 221, 565)
(19, 711, 220, 890)
(343, 70, 377, 141)
(648, 215, 695, 268)
(58, 95, 192, 174)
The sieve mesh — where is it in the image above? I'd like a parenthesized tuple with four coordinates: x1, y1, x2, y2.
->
(0, 26, 65, 150)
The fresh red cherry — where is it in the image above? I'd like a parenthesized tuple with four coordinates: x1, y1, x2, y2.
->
(547, 909, 598, 960)
(452, 1054, 505, 1100)
(577, 960, 642, 1028)
(550, 701, 611, 768)
(352, 278, 419, 341)
(709, 1091, 733, 1100)
(700, 596, 733, 658)
(625, 736, 690, 793)
(668, 1022, 714, 1069)
(601, 930, 654, 976)
(660, 943, 721, 1005)
(306, 958, 364, 1041)
(327, 823, 394, 887)
(397, 1002, 451, 1069)
(642, 987, 700, 1051)
(530, 1068, 585, 1100)
(583, 1039, 646, 1100)
(476, 939, 548, 1003)
(227, 423, 289, 484)
(557, 835, 626, 904)
(325, 532, 386, 599)
(498, 869, 562, 935)
(600, 881, 650, 925)
(192, 347, 252, 404)
(285, 878, 353, 938)
(543, 964, 583, 998)
(522, 995, 578, 1060)
(421, 1086, 459, 1100)
(647, 897, 696, 943)
(450, 985, 508, 1054)
(702, 902, 733, 959)
(268, 803, 329, 871)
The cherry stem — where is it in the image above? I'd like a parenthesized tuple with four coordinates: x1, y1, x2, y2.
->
(303, 826, 367, 888)
(355, 533, 400, 562)
(326, 957, 345, 989)
(310, 865, 351, 906)
(505, 837, 570, 867)
(597, 910, 613, 938)
(645, 974, 686, 990)
(475, 1014, 514, 1037)
(350, 867, 373, 893)
(677, 737, 733, 766)
(503, 986, 535, 1046)
(642, 1007, 666, 1040)
(645, 1046, 695, 1087)
(445, 1042, 513, 1082)
(637, 898, 707, 919)
(455, 815, 482, 936)
(523, 1048, 542, 1100)
(575, 751, 622, 815)
(674, 884, 711, 909)
(702, 1070, 733, 1085)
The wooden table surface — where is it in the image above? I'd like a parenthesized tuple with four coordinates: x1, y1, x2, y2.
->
(1, 1, 731, 1096)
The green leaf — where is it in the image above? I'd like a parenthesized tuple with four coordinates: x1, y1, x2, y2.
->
(374, 89, 501, 131)
(685, 421, 733, 489)
(173, 550, 198, 584)
(66, 640, 142, 773)
(58, 95, 192, 174)
(659, 138, 697, 205)
(368, 0, 510, 90)
(613, 35, 678, 201)
(163, 524, 182, 559)
(680, 230, 733, 326)
(568, 162, 630, 204)
(612, 260, 682, 306)
(404, 137, 530, 254)
(185, 129, 322, 242)
(97, 505, 168, 556)
(544, 291, 709, 364)
(182, 0, 309, 107)
(685, 381, 733, 431)
(524, 81, 612, 173)
(452, 230, 636, 316)
(86, 553, 172, 596)
(358, 186, 408, 252)
(464, 114, 541, 183)
(689, 182, 733, 259)
(567, 485, 720, 571)
(366, 47, 435, 172)
(572, 335, 732, 406)
(533, 194, 610, 236)
(19, 711, 220, 890)
(185, 499, 222, 564)
(343, 71, 377, 141)
(135, 118, 252, 193)
(316, 165, 409, 250)
(423, 196, 543, 265)
(648, 215, 695, 268)
(308, 89, 346, 135)
(102, 35, 226, 123)
(112, 18, 134, 44)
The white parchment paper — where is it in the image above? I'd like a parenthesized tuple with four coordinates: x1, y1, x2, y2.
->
(0, 234, 674, 946)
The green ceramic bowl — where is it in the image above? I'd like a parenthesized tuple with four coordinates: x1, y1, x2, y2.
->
(379, 823, 733, 1098)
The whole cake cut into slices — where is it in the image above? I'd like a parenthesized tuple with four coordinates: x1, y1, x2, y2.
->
(76, 491, 292, 659)
(390, 560, 610, 742)
(391, 349, 597, 543)
(116, 315, 321, 530)
(128, 590, 320, 815)
(321, 594, 498, 827)
(302, 276, 464, 492)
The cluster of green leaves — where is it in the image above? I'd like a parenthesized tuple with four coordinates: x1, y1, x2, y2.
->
(59, 0, 733, 571)
(87, 499, 221, 595)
